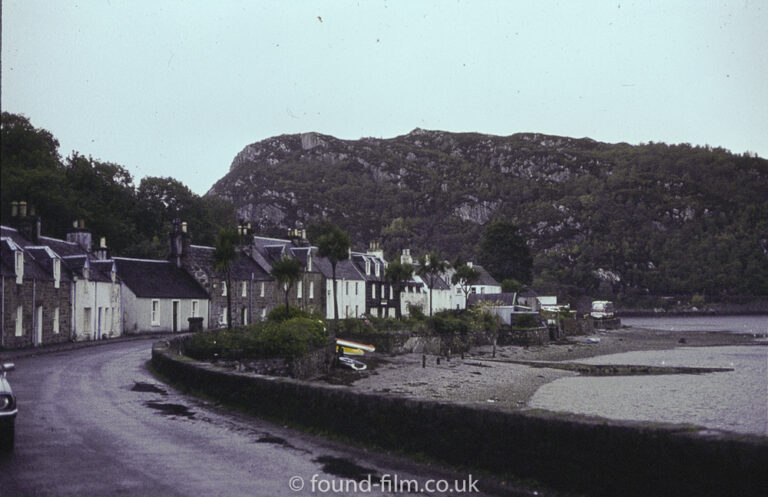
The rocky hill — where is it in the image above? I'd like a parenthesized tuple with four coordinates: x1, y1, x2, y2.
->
(206, 129, 768, 303)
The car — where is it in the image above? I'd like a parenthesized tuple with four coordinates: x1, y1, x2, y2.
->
(0, 362, 17, 451)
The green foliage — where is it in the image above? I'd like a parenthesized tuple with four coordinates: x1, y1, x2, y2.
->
(501, 278, 525, 293)
(514, 314, 540, 329)
(452, 263, 482, 307)
(270, 256, 303, 312)
(417, 252, 449, 316)
(308, 221, 350, 329)
(267, 305, 311, 322)
(1, 112, 236, 258)
(406, 303, 426, 320)
(478, 221, 533, 285)
(426, 311, 469, 336)
(184, 318, 327, 362)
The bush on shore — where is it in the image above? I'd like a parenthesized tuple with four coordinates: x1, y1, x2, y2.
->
(185, 311, 327, 361)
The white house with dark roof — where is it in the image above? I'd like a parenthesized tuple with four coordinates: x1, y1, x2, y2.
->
(447, 262, 502, 310)
(114, 257, 209, 334)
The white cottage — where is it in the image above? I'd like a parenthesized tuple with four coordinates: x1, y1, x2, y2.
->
(114, 257, 209, 334)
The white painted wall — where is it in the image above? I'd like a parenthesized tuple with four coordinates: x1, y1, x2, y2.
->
(325, 278, 366, 319)
(120, 284, 209, 334)
(72, 278, 122, 340)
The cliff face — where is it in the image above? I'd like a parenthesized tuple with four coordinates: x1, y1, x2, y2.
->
(207, 129, 768, 301)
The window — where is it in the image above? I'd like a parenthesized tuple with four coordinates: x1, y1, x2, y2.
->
(53, 307, 60, 334)
(260, 282, 265, 297)
(151, 300, 159, 326)
(374, 262, 380, 277)
(390, 285, 393, 299)
(53, 259, 61, 288)
(372, 284, 376, 299)
(307, 253, 313, 272)
(222, 281, 227, 296)
(355, 305, 359, 317)
(355, 282, 359, 295)
(345, 281, 349, 295)
(191, 300, 199, 318)
(221, 308, 228, 326)
(261, 307, 267, 320)
(309, 281, 314, 300)
(297, 280, 303, 299)
(345, 305, 350, 318)
(241, 307, 248, 326)
(241, 281, 247, 297)
(365, 260, 371, 275)
(15, 251, 23, 284)
(84, 307, 92, 333)
(15, 306, 23, 336)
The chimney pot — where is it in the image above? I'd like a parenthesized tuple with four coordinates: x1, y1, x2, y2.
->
(100, 237, 107, 248)
(19, 201, 27, 217)
(11, 202, 19, 217)
(181, 221, 188, 233)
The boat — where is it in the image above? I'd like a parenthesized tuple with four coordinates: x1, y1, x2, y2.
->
(338, 356, 367, 371)
(340, 346, 365, 356)
(335, 338, 376, 353)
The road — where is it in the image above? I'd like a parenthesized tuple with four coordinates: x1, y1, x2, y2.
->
(0, 339, 534, 497)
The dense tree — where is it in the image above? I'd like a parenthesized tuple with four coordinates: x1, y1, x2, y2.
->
(270, 256, 303, 314)
(308, 221, 350, 336)
(214, 228, 239, 329)
(478, 221, 533, 285)
(417, 253, 448, 316)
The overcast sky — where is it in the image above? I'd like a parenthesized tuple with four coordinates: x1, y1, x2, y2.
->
(3, 0, 766, 195)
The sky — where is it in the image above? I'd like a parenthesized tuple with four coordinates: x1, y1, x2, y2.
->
(3, 0, 767, 195)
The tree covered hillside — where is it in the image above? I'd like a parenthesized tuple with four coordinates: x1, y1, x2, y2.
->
(208, 129, 768, 303)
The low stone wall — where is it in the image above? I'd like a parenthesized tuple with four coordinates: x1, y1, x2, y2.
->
(497, 327, 549, 346)
(151, 339, 768, 497)
(560, 316, 594, 336)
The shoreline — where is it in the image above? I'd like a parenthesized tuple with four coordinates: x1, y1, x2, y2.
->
(323, 326, 766, 410)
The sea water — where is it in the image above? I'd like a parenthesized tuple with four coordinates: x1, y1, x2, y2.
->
(527, 317, 768, 436)
(621, 314, 768, 333)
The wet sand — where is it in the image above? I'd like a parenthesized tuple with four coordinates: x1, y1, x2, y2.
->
(322, 326, 766, 410)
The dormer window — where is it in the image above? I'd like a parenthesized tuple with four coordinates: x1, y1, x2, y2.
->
(374, 261, 380, 277)
(53, 258, 61, 289)
(365, 259, 371, 275)
(222, 281, 227, 296)
(307, 252, 313, 272)
(15, 251, 24, 284)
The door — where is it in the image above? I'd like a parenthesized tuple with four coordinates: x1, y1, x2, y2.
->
(172, 301, 179, 332)
(97, 307, 103, 340)
(36, 306, 43, 346)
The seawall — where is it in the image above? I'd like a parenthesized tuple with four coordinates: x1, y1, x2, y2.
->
(152, 338, 768, 497)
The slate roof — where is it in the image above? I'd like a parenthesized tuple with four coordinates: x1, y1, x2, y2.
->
(472, 264, 500, 287)
(26, 246, 74, 283)
(468, 292, 518, 306)
(186, 245, 271, 281)
(0, 237, 52, 280)
(114, 257, 209, 299)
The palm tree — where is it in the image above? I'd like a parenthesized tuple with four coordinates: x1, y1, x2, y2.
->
(384, 259, 414, 319)
(452, 263, 481, 309)
(309, 221, 350, 337)
(417, 252, 448, 317)
(214, 227, 239, 329)
(270, 256, 303, 313)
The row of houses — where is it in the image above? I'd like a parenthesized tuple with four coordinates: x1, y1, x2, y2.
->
(1, 210, 502, 349)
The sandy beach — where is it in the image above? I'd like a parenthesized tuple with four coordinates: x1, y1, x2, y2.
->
(320, 326, 766, 410)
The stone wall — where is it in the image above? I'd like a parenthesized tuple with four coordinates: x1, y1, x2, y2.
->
(497, 326, 549, 346)
(2, 276, 72, 349)
(152, 339, 768, 497)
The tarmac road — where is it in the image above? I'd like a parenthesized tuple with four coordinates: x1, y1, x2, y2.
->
(0, 338, 536, 497)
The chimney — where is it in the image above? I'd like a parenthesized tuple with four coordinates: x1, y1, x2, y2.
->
(169, 218, 190, 268)
(11, 201, 42, 243)
(67, 219, 92, 253)
(93, 236, 110, 261)
(401, 248, 413, 265)
(367, 240, 384, 260)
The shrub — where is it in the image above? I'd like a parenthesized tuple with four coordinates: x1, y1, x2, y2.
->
(406, 303, 426, 320)
(426, 313, 469, 335)
(184, 318, 327, 361)
(267, 305, 312, 322)
(514, 313, 540, 329)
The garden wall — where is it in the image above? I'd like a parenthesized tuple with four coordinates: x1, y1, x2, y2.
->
(152, 339, 767, 497)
